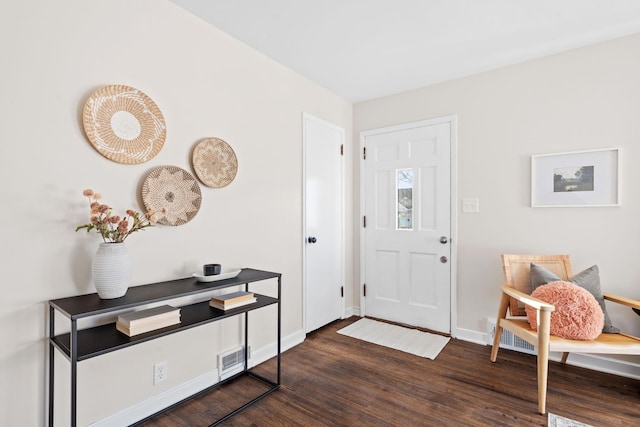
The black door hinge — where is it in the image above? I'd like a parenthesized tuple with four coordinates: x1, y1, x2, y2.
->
(363, 216, 366, 228)
(341, 286, 344, 297)
(363, 283, 366, 297)
(340, 144, 344, 156)
(363, 146, 367, 160)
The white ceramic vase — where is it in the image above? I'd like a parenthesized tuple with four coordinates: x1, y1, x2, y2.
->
(92, 242, 131, 299)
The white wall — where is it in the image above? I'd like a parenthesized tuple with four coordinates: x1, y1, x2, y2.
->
(354, 34, 640, 346)
(4, 1, 640, 424)
(0, 1, 352, 425)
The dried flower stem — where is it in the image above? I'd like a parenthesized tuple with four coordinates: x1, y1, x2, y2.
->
(76, 189, 156, 243)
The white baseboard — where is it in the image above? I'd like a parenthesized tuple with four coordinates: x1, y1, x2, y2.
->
(249, 328, 305, 367)
(89, 371, 218, 427)
(344, 306, 360, 318)
(453, 326, 485, 345)
(93, 323, 639, 426)
(553, 351, 640, 380)
(454, 326, 640, 381)
(90, 329, 306, 427)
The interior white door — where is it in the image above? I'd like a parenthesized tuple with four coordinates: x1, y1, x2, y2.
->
(303, 113, 344, 333)
(362, 120, 451, 333)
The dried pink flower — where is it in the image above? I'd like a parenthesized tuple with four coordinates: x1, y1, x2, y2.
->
(76, 190, 155, 243)
(117, 219, 129, 234)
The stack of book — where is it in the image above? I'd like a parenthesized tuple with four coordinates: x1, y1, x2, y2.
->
(116, 305, 181, 337)
(209, 291, 256, 310)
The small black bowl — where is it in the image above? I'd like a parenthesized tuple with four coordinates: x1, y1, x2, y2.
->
(204, 264, 222, 276)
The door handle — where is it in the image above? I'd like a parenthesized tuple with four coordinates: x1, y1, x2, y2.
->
(308, 236, 317, 244)
(440, 236, 448, 244)
(440, 256, 448, 263)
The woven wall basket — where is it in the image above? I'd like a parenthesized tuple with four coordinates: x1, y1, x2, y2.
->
(83, 85, 166, 164)
(192, 137, 238, 188)
(142, 166, 202, 226)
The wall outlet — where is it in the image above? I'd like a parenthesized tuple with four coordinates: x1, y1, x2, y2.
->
(154, 361, 168, 385)
(462, 198, 479, 213)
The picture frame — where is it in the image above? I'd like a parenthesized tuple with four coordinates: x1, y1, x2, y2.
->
(531, 148, 620, 207)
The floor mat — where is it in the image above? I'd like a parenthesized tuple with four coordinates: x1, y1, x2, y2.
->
(337, 318, 450, 360)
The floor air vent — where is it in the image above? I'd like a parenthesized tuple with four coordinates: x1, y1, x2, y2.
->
(486, 318, 535, 355)
(218, 346, 249, 381)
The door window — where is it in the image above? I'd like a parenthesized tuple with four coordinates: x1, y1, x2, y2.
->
(397, 168, 413, 230)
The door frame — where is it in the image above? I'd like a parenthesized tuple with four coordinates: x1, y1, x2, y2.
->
(302, 112, 346, 334)
(359, 115, 458, 336)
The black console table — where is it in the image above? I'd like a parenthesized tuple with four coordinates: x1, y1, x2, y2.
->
(48, 268, 281, 427)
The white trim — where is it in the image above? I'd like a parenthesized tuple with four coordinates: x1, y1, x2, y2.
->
(359, 115, 458, 335)
(344, 306, 361, 318)
(302, 112, 309, 333)
(88, 371, 219, 427)
(454, 327, 487, 346)
(91, 324, 640, 426)
(466, 330, 640, 381)
(250, 329, 305, 367)
(448, 116, 459, 338)
(359, 128, 366, 316)
(560, 352, 640, 380)
(89, 329, 305, 426)
(302, 113, 346, 334)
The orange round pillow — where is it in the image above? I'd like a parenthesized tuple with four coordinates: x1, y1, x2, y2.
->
(525, 281, 604, 340)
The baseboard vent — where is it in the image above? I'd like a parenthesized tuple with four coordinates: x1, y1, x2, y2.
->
(218, 346, 249, 381)
(486, 318, 535, 355)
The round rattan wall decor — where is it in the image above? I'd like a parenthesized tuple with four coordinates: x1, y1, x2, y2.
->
(192, 137, 238, 188)
(142, 166, 202, 226)
(82, 85, 166, 164)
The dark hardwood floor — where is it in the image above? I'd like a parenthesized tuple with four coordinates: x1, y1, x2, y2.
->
(139, 317, 640, 426)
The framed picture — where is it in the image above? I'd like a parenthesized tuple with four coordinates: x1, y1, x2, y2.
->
(531, 148, 620, 207)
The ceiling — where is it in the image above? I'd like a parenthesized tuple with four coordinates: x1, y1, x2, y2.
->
(170, 0, 640, 102)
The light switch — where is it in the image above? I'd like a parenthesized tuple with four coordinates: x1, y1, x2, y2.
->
(462, 198, 479, 213)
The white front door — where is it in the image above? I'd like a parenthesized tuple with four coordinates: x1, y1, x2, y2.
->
(361, 118, 453, 333)
(303, 113, 344, 333)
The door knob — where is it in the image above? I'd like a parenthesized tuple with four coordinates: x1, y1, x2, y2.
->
(440, 256, 448, 263)
(440, 236, 448, 244)
(308, 236, 317, 244)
